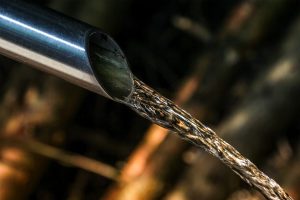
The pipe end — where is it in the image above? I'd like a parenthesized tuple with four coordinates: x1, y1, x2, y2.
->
(88, 32, 133, 101)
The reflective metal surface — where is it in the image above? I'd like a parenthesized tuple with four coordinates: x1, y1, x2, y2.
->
(0, 0, 133, 100)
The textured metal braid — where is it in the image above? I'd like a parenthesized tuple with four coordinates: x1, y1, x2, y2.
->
(125, 77, 293, 200)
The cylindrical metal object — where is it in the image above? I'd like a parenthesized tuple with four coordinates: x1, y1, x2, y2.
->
(0, 0, 133, 101)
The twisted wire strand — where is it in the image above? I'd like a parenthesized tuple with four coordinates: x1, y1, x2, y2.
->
(125, 77, 293, 200)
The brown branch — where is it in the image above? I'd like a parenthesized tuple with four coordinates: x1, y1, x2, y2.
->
(0, 66, 83, 200)
(0, 137, 119, 180)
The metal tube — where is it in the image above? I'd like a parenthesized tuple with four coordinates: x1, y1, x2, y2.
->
(0, 0, 133, 101)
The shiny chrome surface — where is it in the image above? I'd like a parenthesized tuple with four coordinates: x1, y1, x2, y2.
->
(0, 0, 133, 100)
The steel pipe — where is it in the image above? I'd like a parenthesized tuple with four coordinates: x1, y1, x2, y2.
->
(0, 0, 133, 101)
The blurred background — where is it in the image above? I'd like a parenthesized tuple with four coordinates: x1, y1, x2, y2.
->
(1, 0, 300, 199)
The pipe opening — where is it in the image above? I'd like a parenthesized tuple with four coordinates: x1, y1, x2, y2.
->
(88, 32, 133, 101)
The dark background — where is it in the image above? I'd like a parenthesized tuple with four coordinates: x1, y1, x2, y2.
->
(0, 0, 300, 200)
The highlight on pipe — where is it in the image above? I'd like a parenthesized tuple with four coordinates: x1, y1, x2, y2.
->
(88, 32, 133, 101)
